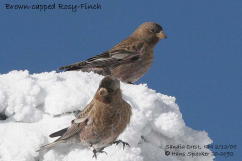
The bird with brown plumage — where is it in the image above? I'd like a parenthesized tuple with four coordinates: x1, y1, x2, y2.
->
(59, 22, 167, 83)
(37, 76, 132, 158)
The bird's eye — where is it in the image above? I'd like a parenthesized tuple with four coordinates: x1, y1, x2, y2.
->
(150, 28, 161, 33)
(150, 29, 156, 33)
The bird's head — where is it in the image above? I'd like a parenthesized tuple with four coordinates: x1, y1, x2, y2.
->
(132, 22, 167, 45)
(95, 76, 121, 103)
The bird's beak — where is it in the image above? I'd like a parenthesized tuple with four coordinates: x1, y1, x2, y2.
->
(156, 31, 167, 39)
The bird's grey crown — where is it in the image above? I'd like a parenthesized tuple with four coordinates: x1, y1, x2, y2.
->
(141, 22, 163, 33)
(99, 76, 120, 91)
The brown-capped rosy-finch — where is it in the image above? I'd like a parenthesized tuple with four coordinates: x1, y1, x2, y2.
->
(38, 76, 132, 158)
(59, 22, 167, 83)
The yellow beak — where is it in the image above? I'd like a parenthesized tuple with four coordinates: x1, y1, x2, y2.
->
(156, 31, 167, 39)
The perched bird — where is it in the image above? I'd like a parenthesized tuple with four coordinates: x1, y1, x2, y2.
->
(38, 76, 132, 158)
(59, 22, 167, 83)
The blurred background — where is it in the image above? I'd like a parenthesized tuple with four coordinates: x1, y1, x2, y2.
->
(0, 0, 241, 160)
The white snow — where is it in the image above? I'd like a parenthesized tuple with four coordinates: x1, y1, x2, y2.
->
(0, 70, 214, 161)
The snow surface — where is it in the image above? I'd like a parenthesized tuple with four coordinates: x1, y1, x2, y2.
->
(0, 70, 214, 161)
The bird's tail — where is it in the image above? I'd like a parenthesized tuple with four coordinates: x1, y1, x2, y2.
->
(36, 140, 64, 152)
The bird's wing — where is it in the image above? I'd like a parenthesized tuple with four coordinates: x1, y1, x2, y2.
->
(75, 100, 95, 119)
(48, 101, 95, 138)
(49, 101, 95, 139)
(37, 118, 88, 151)
(54, 100, 98, 141)
(55, 117, 88, 141)
(59, 49, 140, 71)
(59, 52, 110, 71)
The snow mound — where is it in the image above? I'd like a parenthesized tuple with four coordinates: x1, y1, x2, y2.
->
(0, 70, 214, 161)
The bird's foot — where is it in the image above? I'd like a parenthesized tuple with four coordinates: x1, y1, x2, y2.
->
(92, 148, 107, 159)
(113, 140, 130, 149)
